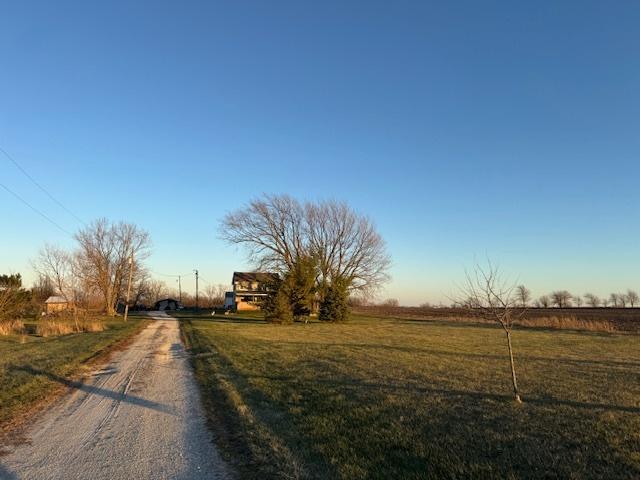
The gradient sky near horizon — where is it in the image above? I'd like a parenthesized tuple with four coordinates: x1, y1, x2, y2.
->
(1, 1, 639, 305)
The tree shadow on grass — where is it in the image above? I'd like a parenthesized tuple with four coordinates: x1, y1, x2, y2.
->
(197, 342, 640, 479)
(267, 340, 640, 370)
(8, 365, 175, 416)
(242, 368, 640, 414)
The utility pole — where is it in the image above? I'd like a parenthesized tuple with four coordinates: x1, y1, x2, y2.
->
(123, 252, 134, 322)
(177, 275, 182, 303)
(194, 269, 199, 310)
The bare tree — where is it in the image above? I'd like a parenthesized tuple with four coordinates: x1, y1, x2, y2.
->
(456, 262, 525, 403)
(306, 200, 391, 298)
(31, 274, 55, 302)
(536, 295, 551, 308)
(601, 297, 610, 308)
(203, 284, 228, 308)
(609, 293, 621, 308)
(618, 293, 627, 308)
(145, 279, 169, 305)
(584, 293, 600, 308)
(572, 294, 583, 307)
(75, 219, 151, 316)
(220, 195, 391, 299)
(515, 285, 531, 308)
(220, 195, 306, 272)
(33, 244, 74, 303)
(626, 290, 639, 308)
(551, 290, 572, 308)
(130, 269, 151, 308)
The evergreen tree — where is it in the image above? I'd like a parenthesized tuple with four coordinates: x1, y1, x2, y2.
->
(319, 279, 349, 322)
(263, 278, 294, 324)
(287, 254, 317, 319)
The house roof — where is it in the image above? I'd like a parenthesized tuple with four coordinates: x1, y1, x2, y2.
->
(45, 296, 68, 304)
(232, 271, 279, 284)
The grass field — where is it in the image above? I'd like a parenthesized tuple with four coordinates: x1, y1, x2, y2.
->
(179, 312, 640, 479)
(0, 315, 148, 432)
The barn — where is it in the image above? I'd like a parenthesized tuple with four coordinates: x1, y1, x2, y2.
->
(154, 298, 183, 311)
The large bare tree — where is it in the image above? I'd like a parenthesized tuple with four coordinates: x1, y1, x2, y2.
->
(75, 219, 151, 316)
(457, 262, 525, 403)
(306, 200, 391, 297)
(220, 195, 306, 272)
(220, 195, 390, 298)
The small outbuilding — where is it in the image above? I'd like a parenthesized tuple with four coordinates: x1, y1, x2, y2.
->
(154, 298, 183, 311)
(44, 296, 70, 314)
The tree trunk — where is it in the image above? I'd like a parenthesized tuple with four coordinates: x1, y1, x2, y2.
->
(506, 330, 522, 403)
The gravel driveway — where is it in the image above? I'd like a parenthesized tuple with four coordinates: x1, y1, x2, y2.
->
(1, 312, 231, 480)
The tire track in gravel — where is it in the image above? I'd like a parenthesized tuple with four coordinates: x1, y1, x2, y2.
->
(0, 312, 231, 480)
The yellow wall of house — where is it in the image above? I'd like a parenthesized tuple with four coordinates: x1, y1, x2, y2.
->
(236, 300, 261, 311)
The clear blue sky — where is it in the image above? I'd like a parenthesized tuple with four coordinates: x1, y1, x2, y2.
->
(2, 1, 639, 304)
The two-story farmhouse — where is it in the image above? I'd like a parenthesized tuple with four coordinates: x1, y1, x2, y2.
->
(226, 271, 278, 311)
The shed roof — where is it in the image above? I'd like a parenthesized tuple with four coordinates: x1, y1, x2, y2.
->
(45, 296, 68, 304)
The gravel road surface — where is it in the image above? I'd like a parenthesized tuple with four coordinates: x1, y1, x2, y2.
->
(1, 312, 231, 480)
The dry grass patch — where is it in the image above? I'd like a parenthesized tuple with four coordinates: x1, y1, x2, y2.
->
(36, 317, 106, 337)
(518, 315, 617, 333)
(0, 320, 25, 336)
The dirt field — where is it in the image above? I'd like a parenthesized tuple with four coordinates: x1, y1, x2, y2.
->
(352, 305, 640, 332)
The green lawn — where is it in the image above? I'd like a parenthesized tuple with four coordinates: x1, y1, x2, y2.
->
(0, 316, 148, 430)
(180, 313, 640, 480)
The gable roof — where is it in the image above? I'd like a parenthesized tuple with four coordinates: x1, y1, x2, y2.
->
(232, 272, 279, 284)
(155, 298, 180, 304)
(45, 296, 68, 304)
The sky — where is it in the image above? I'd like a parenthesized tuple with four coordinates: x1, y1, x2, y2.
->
(1, 1, 639, 305)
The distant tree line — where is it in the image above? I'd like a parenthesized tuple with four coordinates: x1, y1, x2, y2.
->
(523, 288, 640, 308)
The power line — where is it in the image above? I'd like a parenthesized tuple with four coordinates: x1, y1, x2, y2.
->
(149, 270, 194, 278)
(0, 145, 86, 225)
(0, 183, 72, 236)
